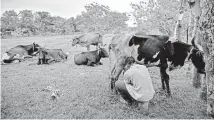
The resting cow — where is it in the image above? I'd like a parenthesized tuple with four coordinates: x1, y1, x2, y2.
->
(37, 47, 68, 65)
(74, 46, 109, 66)
(109, 31, 205, 96)
(72, 33, 103, 51)
(1, 42, 40, 64)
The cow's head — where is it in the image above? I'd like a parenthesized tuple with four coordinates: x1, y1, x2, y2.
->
(98, 46, 109, 58)
(72, 36, 80, 46)
(168, 41, 193, 71)
(32, 42, 40, 53)
(188, 36, 205, 74)
(164, 41, 174, 56)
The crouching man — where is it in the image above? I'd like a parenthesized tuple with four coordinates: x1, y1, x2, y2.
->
(115, 56, 155, 111)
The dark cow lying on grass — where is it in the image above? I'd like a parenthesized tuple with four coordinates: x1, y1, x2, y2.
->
(1, 42, 40, 64)
(37, 47, 68, 65)
(72, 33, 103, 51)
(109, 31, 205, 96)
(74, 46, 109, 66)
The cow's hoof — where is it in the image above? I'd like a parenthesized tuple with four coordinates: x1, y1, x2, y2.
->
(166, 92, 171, 97)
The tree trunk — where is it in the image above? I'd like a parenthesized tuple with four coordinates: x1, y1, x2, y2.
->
(187, 11, 193, 43)
(173, 0, 189, 42)
(187, 0, 214, 117)
(173, 9, 184, 41)
(199, 0, 214, 117)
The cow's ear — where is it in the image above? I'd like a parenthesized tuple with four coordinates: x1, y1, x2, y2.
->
(191, 35, 199, 49)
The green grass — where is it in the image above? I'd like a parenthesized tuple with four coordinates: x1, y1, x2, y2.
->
(1, 35, 211, 119)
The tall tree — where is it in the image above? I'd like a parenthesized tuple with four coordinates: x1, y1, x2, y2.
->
(34, 11, 51, 34)
(130, 0, 190, 36)
(66, 17, 79, 32)
(188, 0, 214, 117)
(18, 10, 35, 36)
(75, 2, 128, 33)
(199, 0, 214, 116)
(1, 10, 19, 33)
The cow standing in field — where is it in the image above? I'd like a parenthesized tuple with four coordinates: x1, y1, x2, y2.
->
(1, 42, 40, 64)
(72, 33, 103, 51)
(37, 47, 68, 65)
(74, 46, 109, 66)
(109, 31, 205, 96)
(109, 33, 174, 95)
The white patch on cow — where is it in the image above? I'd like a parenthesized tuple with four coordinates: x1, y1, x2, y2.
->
(155, 59, 160, 64)
(152, 51, 160, 59)
(149, 59, 160, 67)
(14, 54, 20, 58)
(197, 45, 204, 52)
(1, 53, 10, 60)
(33, 51, 38, 55)
(131, 44, 140, 57)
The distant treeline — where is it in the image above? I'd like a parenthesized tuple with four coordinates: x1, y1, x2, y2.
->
(1, 2, 130, 38)
(1, 1, 194, 39)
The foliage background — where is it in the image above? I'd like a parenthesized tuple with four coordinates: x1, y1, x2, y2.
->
(1, 0, 193, 39)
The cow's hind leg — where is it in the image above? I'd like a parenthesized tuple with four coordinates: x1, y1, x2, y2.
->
(160, 66, 171, 96)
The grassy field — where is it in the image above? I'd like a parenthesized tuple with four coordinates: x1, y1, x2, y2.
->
(1, 35, 211, 119)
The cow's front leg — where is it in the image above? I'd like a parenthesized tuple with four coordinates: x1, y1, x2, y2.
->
(159, 58, 171, 96)
(110, 77, 117, 94)
(87, 60, 95, 66)
(110, 67, 124, 95)
(160, 66, 170, 96)
(47, 58, 55, 64)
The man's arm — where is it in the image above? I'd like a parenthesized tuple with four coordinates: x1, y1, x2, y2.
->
(123, 71, 133, 86)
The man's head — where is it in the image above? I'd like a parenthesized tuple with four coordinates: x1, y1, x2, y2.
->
(124, 56, 135, 72)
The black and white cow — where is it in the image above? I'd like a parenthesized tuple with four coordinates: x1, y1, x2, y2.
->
(1, 42, 40, 64)
(109, 31, 205, 96)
